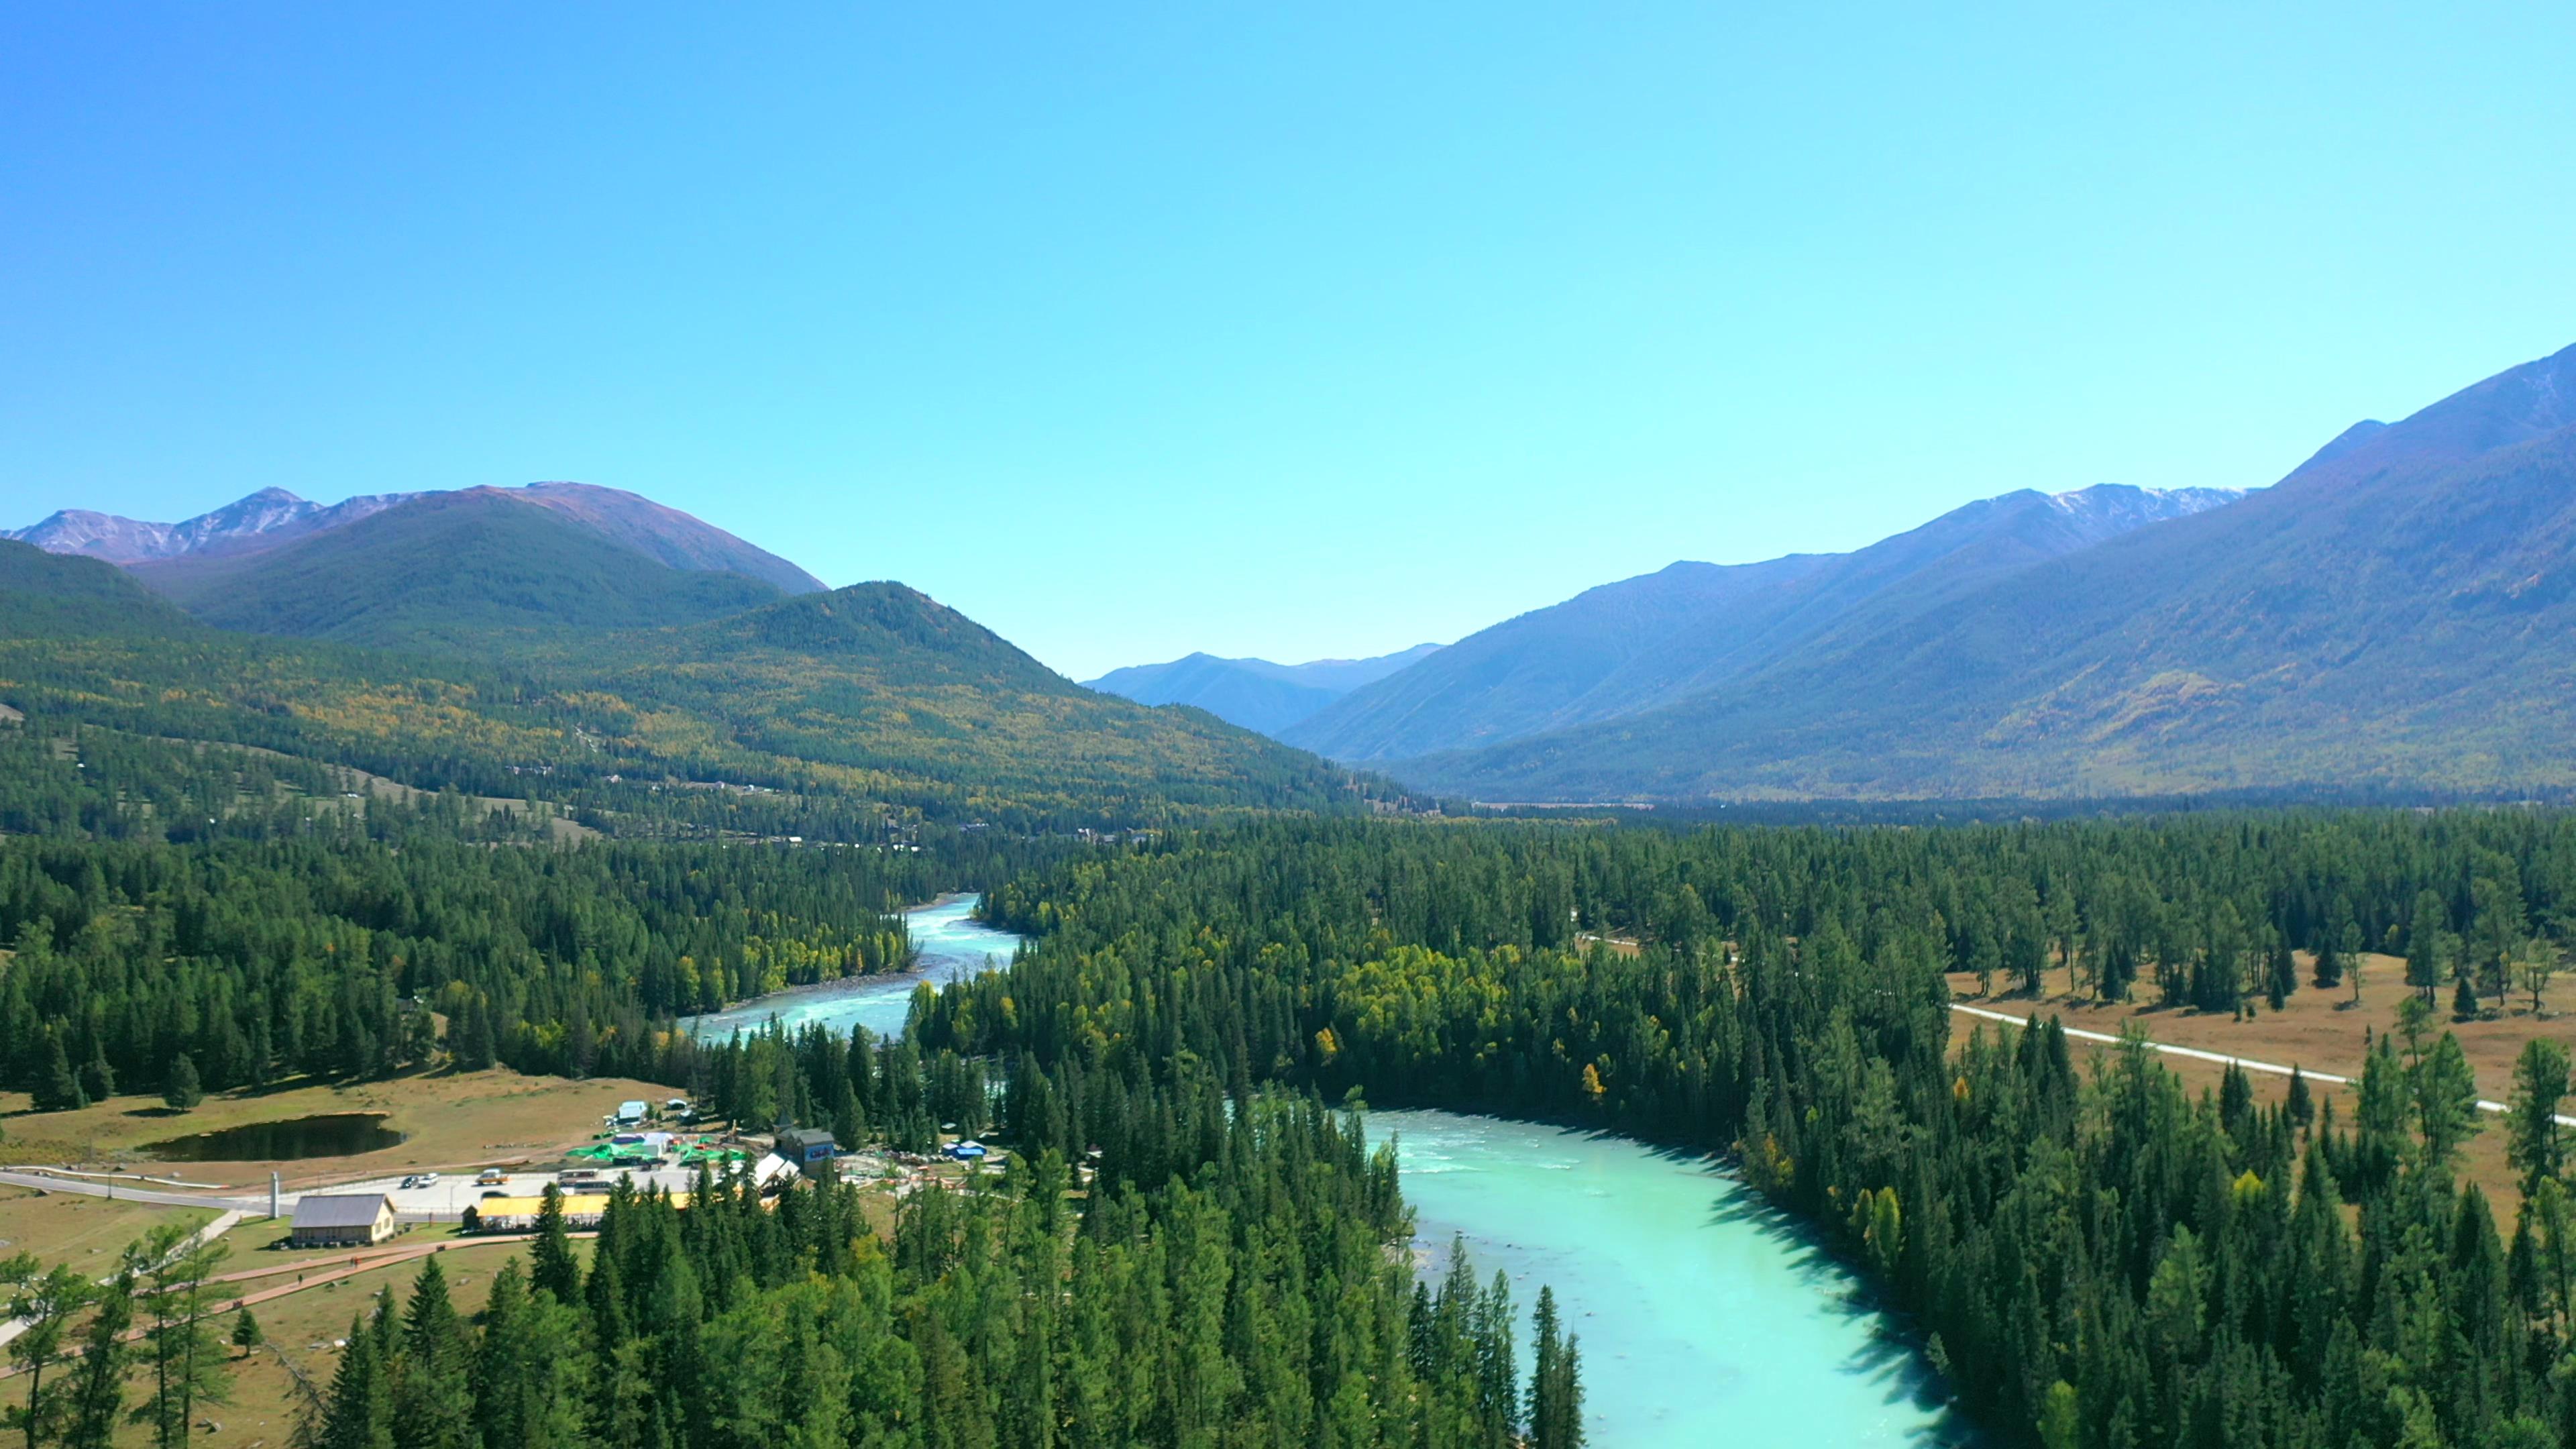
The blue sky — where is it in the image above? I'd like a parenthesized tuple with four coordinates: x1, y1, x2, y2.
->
(4, 5, 2571, 680)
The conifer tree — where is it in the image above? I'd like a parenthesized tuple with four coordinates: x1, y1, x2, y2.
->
(36, 1036, 83, 1112)
(529, 1185, 581, 1304)
(1, 1258, 92, 1449)
(127, 1220, 232, 1449)
(1528, 1285, 1583, 1449)
(2508, 1038, 2571, 1198)
(394, 1256, 473, 1449)
(76, 1044, 113, 1105)
(313, 1313, 392, 1449)
(2285, 1065, 2314, 1132)
(163, 1054, 202, 1112)
(62, 1270, 132, 1449)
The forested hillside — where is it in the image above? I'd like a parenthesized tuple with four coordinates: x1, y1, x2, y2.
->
(129, 488, 793, 651)
(0, 535, 1380, 830)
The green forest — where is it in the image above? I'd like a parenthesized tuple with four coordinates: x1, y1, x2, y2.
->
(24, 753, 2576, 1442)
(9, 1097, 1570, 1449)
(914, 814, 2576, 1448)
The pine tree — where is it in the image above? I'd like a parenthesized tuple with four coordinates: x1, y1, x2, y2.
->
(127, 1219, 232, 1449)
(2415, 1032, 2485, 1170)
(1528, 1286, 1583, 1449)
(470, 1260, 531, 1449)
(36, 1035, 84, 1112)
(77, 1043, 114, 1104)
(393, 1256, 473, 1449)
(313, 1313, 393, 1449)
(531, 1185, 582, 1304)
(62, 1271, 133, 1449)
(163, 1054, 203, 1112)
(2, 1259, 94, 1449)
(2508, 1038, 2571, 1198)
(229, 1308, 263, 1356)
(2408, 890, 2447, 1002)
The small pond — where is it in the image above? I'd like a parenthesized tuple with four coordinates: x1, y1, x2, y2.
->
(143, 1112, 407, 1161)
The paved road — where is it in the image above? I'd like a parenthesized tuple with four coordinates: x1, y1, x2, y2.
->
(0, 1162, 712, 1222)
(1951, 1002, 2576, 1127)
(0, 1168, 266, 1212)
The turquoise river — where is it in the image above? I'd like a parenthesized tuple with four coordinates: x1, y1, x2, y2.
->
(684, 896, 1970, 1446)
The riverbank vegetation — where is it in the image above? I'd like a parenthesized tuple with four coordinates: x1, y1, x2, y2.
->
(23, 801, 2576, 1444)
(915, 813, 2576, 1448)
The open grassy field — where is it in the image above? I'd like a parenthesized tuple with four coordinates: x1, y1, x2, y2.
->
(0, 1187, 211, 1267)
(1952, 949, 2576, 1213)
(0, 1066, 686, 1189)
(1, 1195, 596, 1447)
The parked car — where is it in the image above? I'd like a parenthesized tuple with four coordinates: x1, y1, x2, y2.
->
(417, 1173, 439, 1186)
(399, 1175, 422, 1189)
(475, 1168, 506, 1186)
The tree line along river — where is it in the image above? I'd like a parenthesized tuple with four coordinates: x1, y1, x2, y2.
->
(686, 896, 1972, 1446)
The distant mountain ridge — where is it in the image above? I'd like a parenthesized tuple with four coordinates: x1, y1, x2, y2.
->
(1086, 643, 1443, 735)
(1390, 340, 2576, 802)
(6, 486, 420, 564)
(0, 507, 1372, 826)
(1285, 483, 2241, 762)
(7, 481, 826, 594)
(128, 487, 792, 653)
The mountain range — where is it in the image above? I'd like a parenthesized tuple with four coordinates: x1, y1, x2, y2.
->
(11, 337, 2576, 816)
(1085, 644, 1443, 734)
(1356, 340, 2576, 802)
(1281, 483, 2242, 763)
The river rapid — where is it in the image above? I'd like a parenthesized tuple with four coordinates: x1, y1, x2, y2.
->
(682, 896, 1968, 1445)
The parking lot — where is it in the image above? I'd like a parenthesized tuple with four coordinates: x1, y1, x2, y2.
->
(333, 1164, 711, 1221)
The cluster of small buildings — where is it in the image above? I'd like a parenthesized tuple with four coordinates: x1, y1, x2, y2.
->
(286, 1103, 879, 1246)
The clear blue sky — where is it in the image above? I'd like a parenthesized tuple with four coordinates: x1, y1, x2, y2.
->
(4, 5, 2571, 680)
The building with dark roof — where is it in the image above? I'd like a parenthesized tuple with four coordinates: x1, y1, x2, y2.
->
(773, 1126, 837, 1177)
(288, 1192, 398, 1248)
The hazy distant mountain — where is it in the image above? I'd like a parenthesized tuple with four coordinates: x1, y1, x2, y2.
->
(1087, 643, 1444, 735)
(1393, 340, 2576, 802)
(5, 486, 420, 564)
(10, 480, 826, 594)
(1285, 484, 2240, 762)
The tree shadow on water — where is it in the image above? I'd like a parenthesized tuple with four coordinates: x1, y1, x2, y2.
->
(1703, 1187, 1986, 1446)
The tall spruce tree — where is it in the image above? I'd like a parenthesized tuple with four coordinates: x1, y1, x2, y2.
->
(392, 1256, 473, 1449)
